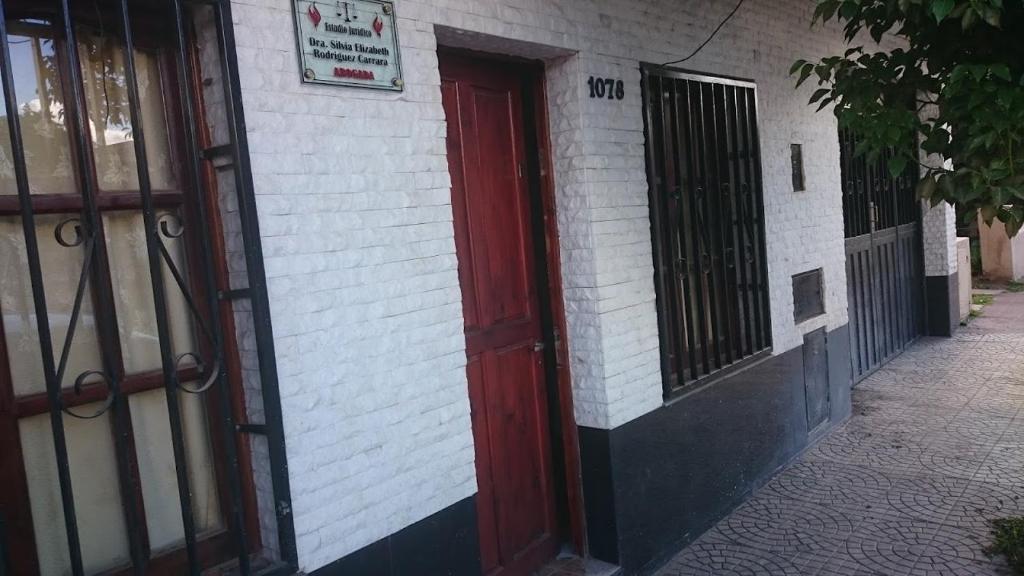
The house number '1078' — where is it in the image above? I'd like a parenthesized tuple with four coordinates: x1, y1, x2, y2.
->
(587, 76, 625, 100)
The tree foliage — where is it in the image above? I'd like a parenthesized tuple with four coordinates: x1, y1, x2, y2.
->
(793, 0, 1024, 235)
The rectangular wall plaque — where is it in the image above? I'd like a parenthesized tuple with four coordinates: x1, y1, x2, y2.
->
(792, 268, 825, 323)
(293, 0, 403, 90)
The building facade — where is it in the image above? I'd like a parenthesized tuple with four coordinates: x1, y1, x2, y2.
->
(0, 0, 960, 575)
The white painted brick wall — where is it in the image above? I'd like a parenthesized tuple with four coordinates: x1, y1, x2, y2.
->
(225, 0, 861, 570)
(923, 201, 958, 277)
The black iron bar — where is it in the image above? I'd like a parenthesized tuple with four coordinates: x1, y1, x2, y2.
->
(857, 250, 870, 371)
(54, 2, 151, 569)
(656, 79, 683, 382)
(643, 73, 680, 393)
(0, 9, 85, 575)
(155, 239, 216, 344)
(710, 83, 737, 364)
(667, 79, 700, 383)
(114, 1, 201, 572)
(744, 88, 772, 347)
(736, 88, 764, 350)
(236, 423, 267, 435)
(166, 0, 251, 571)
(200, 143, 233, 160)
(841, 129, 852, 237)
(727, 85, 753, 357)
(212, 0, 298, 565)
(681, 80, 711, 375)
(696, 82, 724, 369)
(650, 76, 677, 380)
(219, 288, 253, 301)
(661, 80, 688, 383)
(840, 129, 849, 235)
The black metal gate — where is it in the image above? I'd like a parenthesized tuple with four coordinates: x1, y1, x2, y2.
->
(0, 1, 294, 574)
(841, 129, 924, 382)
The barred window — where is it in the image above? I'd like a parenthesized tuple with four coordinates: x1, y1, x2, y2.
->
(642, 68, 772, 395)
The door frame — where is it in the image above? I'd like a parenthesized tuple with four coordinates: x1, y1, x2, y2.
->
(437, 47, 587, 559)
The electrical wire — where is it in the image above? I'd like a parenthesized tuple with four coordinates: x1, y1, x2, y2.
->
(659, 0, 746, 67)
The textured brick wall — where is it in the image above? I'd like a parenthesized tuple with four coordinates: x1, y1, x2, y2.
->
(923, 201, 958, 277)
(225, 0, 861, 570)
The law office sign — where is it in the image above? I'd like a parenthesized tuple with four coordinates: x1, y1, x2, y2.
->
(293, 0, 403, 90)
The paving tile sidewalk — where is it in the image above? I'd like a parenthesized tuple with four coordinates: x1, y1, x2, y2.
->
(657, 292, 1024, 576)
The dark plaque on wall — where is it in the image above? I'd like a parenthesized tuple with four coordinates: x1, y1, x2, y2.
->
(293, 0, 403, 90)
(792, 268, 825, 323)
(791, 143, 805, 192)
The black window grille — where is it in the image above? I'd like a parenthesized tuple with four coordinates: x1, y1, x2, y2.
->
(840, 128, 918, 238)
(0, 1, 295, 575)
(642, 67, 772, 395)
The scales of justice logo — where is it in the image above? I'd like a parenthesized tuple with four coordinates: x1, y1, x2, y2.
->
(307, 2, 384, 37)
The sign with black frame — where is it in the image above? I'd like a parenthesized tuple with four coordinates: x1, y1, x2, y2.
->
(293, 0, 403, 90)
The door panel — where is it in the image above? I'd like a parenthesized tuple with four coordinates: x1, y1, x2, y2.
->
(441, 53, 559, 576)
(840, 128, 923, 382)
(485, 343, 552, 560)
(802, 328, 829, 431)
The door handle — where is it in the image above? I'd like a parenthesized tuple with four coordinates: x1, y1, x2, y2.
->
(533, 340, 545, 352)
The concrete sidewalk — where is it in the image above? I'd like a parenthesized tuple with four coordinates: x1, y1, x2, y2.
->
(657, 292, 1024, 575)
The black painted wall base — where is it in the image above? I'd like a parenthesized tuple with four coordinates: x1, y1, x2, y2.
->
(578, 325, 852, 574)
(309, 496, 481, 576)
(926, 273, 959, 337)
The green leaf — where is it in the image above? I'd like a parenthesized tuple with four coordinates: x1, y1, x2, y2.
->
(789, 59, 807, 76)
(809, 88, 830, 104)
(938, 174, 955, 196)
(917, 175, 937, 200)
(931, 0, 954, 22)
(979, 5, 1001, 27)
(962, 7, 978, 29)
(981, 204, 997, 224)
(839, 1, 857, 19)
(991, 65, 1011, 82)
(888, 155, 908, 179)
(796, 63, 815, 87)
(1005, 216, 1023, 238)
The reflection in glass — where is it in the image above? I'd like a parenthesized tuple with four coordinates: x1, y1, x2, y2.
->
(0, 21, 75, 195)
(78, 30, 177, 191)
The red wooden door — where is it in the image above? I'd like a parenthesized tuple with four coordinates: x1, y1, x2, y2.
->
(440, 54, 560, 576)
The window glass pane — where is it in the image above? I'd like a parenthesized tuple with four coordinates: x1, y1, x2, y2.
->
(102, 210, 195, 374)
(20, 407, 131, 576)
(130, 386, 223, 552)
(78, 30, 177, 191)
(0, 214, 103, 397)
(0, 21, 76, 195)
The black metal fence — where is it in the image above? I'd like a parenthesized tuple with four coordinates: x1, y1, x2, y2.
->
(642, 67, 772, 395)
(0, 1, 294, 574)
(840, 129, 923, 381)
(840, 128, 918, 238)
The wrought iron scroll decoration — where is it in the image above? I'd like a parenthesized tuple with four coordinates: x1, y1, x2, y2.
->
(49, 211, 223, 420)
(154, 212, 222, 393)
(49, 216, 116, 420)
